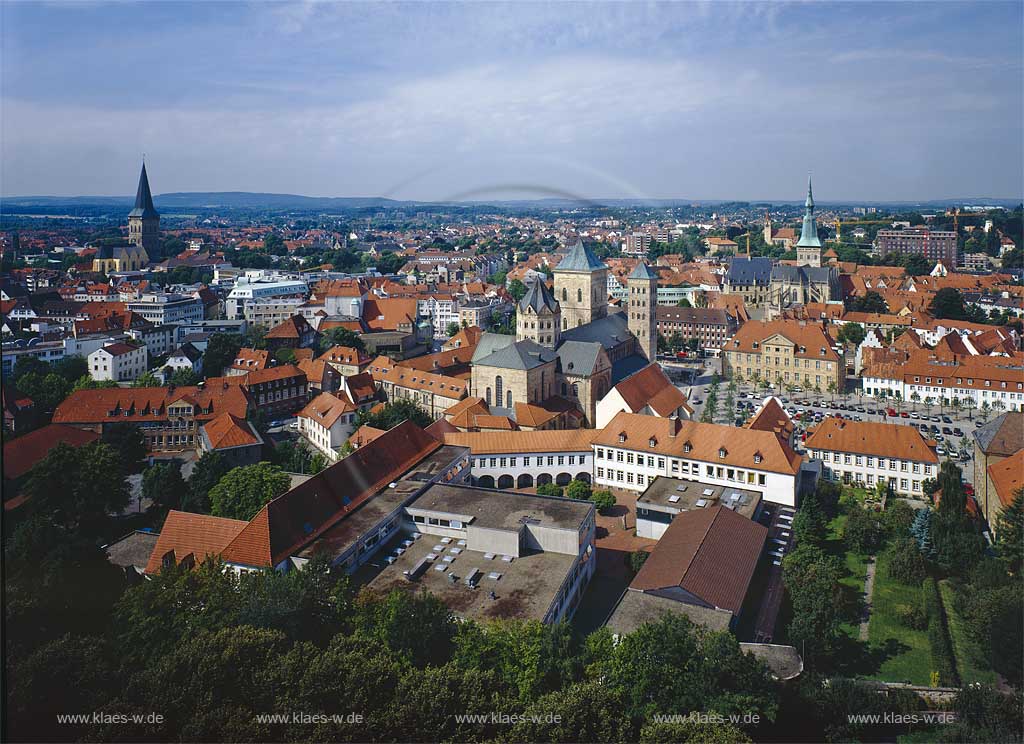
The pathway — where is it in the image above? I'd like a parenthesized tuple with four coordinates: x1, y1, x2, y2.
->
(858, 555, 877, 642)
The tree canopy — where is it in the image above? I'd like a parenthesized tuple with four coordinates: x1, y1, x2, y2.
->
(209, 462, 292, 520)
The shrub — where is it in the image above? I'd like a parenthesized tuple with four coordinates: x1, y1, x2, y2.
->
(886, 537, 929, 586)
(536, 483, 563, 498)
(626, 550, 649, 576)
(843, 506, 884, 554)
(591, 490, 616, 514)
(882, 500, 915, 536)
(895, 601, 927, 631)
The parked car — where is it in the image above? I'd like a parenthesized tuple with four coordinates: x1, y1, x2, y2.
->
(900, 411, 910, 418)
(886, 408, 897, 417)
(942, 415, 953, 424)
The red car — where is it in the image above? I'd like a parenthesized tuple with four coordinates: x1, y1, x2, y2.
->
(900, 411, 910, 418)
(886, 408, 897, 417)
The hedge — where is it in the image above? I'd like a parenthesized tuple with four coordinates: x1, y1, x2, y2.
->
(922, 577, 959, 686)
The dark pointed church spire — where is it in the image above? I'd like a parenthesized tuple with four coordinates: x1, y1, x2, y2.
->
(129, 162, 159, 219)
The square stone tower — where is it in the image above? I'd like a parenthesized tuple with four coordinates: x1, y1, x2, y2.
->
(627, 260, 658, 362)
(554, 239, 608, 330)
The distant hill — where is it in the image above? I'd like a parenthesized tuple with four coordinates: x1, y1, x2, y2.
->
(1, 192, 1020, 211)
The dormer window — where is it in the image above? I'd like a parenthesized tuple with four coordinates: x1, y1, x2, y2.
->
(752, 341, 759, 349)
(618, 432, 626, 443)
(649, 437, 657, 448)
(683, 441, 692, 453)
(718, 447, 728, 459)
(754, 452, 763, 464)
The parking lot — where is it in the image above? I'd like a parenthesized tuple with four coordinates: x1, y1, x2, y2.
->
(672, 361, 990, 486)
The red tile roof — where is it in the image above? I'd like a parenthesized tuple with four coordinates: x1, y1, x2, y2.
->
(631, 505, 767, 614)
(201, 412, 261, 450)
(53, 384, 250, 426)
(298, 392, 357, 430)
(612, 363, 691, 417)
(219, 420, 441, 568)
(805, 418, 938, 463)
(3, 424, 100, 481)
(144, 510, 248, 575)
(988, 450, 1024, 509)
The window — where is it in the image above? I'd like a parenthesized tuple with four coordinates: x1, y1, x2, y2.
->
(718, 447, 727, 459)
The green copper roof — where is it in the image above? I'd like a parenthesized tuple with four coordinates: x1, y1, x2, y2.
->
(797, 176, 821, 248)
(628, 260, 658, 281)
(556, 238, 606, 273)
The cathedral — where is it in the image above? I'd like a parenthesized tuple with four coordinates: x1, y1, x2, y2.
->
(92, 163, 157, 273)
(469, 240, 656, 427)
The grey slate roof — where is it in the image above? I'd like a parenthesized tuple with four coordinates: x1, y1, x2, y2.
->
(560, 312, 631, 351)
(474, 339, 557, 371)
(770, 265, 834, 284)
(973, 412, 1023, 456)
(727, 257, 773, 285)
(129, 163, 159, 219)
(629, 260, 659, 280)
(556, 239, 606, 273)
(556, 340, 603, 377)
(518, 277, 559, 314)
(470, 332, 516, 364)
(611, 354, 651, 385)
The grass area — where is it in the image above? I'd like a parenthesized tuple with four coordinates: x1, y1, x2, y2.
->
(825, 514, 869, 640)
(865, 551, 932, 685)
(938, 579, 997, 685)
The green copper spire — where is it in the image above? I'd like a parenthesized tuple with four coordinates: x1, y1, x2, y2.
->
(797, 175, 821, 247)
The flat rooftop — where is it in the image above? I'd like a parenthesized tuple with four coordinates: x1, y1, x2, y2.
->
(356, 531, 576, 623)
(637, 476, 761, 519)
(409, 483, 592, 533)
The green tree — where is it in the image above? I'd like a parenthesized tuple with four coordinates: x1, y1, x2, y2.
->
(836, 321, 866, 347)
(273, 347, 297, 364)
(319, 326, 366, 353)
(15, 371, 70, 411)
(995, 488, 1024, 574)
(23, 441, 131, 532)
(507, 278, 528, 302)
(848, 290, 889, 314)
(186, 451, 231, 513)
(203, 333, 242, 378)
(592, 489, 616, 513)
(445, 321, 461, 337)
(506, 680, 635, 743)
(676, 298, 692, 307)
(132, 371, 162, 388)
(941, 684, 1024, 743)
(929, 287, 969, 320)
(783, 544, 845, 665)
(53, 356, 88, 382)
(564, 478, 592, 501)
(168, 367, 200, 386)
(843, 505, 884, 553)
(209, 462, 291, 521)
(356, 399, 432, 430)
(102, 423, 147, 470)
(142, 461, 186, 514)
(71, 375, 119, 392)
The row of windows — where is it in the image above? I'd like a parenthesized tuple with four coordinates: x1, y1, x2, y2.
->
(473, 454, 588, 469)
(810, 450, 933, 475)
(595, 447, 769, 486)
(824, 469, 920, 493)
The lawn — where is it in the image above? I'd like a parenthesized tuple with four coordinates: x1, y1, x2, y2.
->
(865, 551, 932, 685)
(938, 579, 997, 685)
(825, 514, 869, 640)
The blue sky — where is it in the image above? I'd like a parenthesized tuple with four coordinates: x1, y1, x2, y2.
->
(2, 1, 1021, 201)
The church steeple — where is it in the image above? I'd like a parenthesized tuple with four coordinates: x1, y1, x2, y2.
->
(796, 175, 822, 267)
(129, 162, 159, 219)
(127, 162, 160, 262)
(797, 176, 821, 248)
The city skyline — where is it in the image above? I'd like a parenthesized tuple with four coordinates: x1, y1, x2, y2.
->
(2, 1, 1022, 201)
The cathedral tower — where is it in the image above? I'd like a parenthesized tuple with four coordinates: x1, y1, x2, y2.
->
(553, 239, 608, 330)
(627, 260, 658, 362)
(516, 277, 561, 348)
(795, 176, 822, 268)
(128, 162, 160, 260)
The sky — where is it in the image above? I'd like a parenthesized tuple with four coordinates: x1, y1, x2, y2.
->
(2, 1, 1022, 202)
